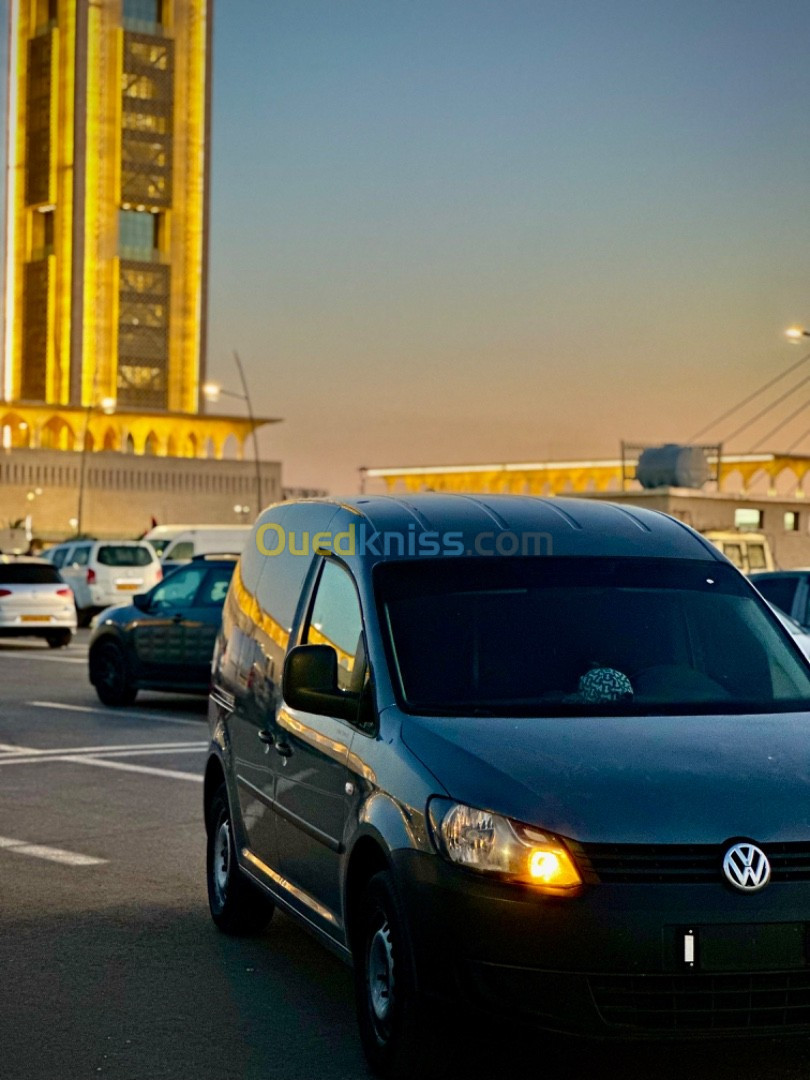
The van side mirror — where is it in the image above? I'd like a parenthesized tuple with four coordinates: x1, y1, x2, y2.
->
(283, 644, 360, 722)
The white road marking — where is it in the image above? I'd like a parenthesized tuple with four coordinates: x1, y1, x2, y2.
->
(30, 701, 205, 728)
(0, 752, 203, 782)
(6, 656, 86, 664)
(0, 646, 86, 654)
(91, 745, 206, 760)
(0, 738, 206, 781)
(0, 835, 106, 867)
(76, 756, 203, 782)
(0, 740, 205, 763)
(0, 738, 204, 756)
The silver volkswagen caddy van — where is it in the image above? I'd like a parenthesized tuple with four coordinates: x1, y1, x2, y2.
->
(204, 495, 810, 1078)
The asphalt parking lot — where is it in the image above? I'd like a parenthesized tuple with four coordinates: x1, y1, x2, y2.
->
(2, 630, 810, 1080)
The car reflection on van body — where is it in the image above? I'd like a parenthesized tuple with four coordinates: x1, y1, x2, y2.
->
(204, 495, 810, 1078)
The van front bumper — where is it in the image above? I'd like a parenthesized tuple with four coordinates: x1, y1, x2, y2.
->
(392, 850, 810, 1037)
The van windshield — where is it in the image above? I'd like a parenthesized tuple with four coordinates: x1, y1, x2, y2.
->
(375, 557, 810, 716)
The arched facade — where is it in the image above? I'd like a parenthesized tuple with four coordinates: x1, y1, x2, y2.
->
(1, 412, 32, 449)
(365, 453, 810, 499)
(0, 403, 273, 461)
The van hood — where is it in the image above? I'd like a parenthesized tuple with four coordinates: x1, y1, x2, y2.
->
(399, 711, 810, 844)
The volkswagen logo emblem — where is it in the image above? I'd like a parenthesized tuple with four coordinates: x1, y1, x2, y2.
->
(722, 842, 771, 892)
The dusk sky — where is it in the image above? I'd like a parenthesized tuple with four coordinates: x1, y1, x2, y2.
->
(9, 1, 810, 493)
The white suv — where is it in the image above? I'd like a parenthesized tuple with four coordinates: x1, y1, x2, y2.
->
(43, 540, 162, 626)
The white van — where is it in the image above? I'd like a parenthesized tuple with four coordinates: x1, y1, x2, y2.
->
(160, 526, 252, 570)
(142, 524, 195, 558)
(43, 539, 162, 625)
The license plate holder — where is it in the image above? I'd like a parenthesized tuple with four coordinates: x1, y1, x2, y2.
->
(669, 923, 806, 972)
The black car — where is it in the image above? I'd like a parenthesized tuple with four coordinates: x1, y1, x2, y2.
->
(204, 496, 810, 1078)
(89, 554, 237, 706)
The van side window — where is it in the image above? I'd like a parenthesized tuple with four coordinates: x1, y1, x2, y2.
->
(71, 545, 91, 567)
(305, 560, 364, 692)
(165, 541, 194, 561)
(252, 503, 340, 689)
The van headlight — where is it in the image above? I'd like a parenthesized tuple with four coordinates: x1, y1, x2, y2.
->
(428, 798, 582, 892)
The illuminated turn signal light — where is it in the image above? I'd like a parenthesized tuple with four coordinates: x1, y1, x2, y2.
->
(528, 847, 581, 888)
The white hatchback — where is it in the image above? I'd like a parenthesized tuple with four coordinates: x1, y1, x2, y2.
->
(0, 556, 76, 647)
(44, 540, 162, 626)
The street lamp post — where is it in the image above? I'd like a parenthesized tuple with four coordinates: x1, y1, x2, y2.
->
(785, 326, 810, 342)
(76, 396, 116, 536)
(203, 350, 263, 512)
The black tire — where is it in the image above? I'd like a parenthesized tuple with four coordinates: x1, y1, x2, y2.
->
(90, 641, 138, 706)
(45, 631, 72, 649)
(206, 783, 274, 935)
(354, 871, 451, 1079)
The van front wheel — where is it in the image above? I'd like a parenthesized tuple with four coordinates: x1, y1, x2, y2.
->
(353, 871, 451, 1079)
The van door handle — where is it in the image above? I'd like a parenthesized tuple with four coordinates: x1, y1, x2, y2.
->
(257, 729, 275, 746)
(274, 740, 293, 758)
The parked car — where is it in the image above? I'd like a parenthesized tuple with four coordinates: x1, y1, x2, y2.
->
(203, 495, 810, 1077)
(43, 539, 162, 626)
(159, 526, 252, 571)
(0, 555, 76, 647)
(750, 569, 810, 630)
(88, 554, 237, 706)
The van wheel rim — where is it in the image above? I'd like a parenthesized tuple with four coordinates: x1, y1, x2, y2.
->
(368, 920, 395, 1028)
(214, 819, 231, 899)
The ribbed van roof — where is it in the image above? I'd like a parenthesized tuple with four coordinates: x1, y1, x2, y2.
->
(292, 494, 721, 563)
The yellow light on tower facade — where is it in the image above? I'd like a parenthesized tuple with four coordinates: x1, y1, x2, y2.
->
(99, 397, 116, 415)
(4, 0, 215, 430)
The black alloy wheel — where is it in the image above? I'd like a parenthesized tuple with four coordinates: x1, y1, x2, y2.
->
(91, 641, 137, 706)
